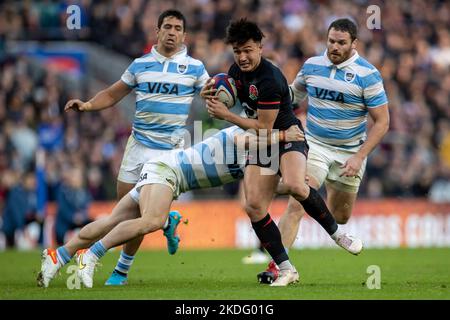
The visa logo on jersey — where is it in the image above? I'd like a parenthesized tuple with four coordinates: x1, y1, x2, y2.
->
(314, 88, 344, 103)
(146, 82, 179, 95)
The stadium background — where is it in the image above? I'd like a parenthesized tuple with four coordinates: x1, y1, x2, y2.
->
(0, 0, 449, 253)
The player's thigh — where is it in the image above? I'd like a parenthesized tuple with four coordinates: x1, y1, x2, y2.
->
(109, 194, 141, 223)
(117, 181, 135, 200)
(305, 138, 333, 189)
(243, 165, 279, 214)
(279, 151, 308, 195)
(325, 182, 358, 224)
(138, 184, 174, 227)
(132, 161, 180, 226)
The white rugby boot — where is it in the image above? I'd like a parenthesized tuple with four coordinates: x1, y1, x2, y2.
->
(37, 248, 62, 288)
(76, 249, 99, 288)
(335, 233, 363, 255)
(270, 267, 299, 287)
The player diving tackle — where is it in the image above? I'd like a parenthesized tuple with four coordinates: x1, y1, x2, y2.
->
(37, 124, 300, 288)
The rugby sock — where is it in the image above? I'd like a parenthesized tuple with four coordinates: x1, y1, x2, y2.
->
(90, 240, 107, 259)
(252, 213, 289, 266)
(56, 246, 72, 265)
(114, 251, 135, 275)
(330, 228, 344, 241)
(278, 260, 294, 272)
(299, 187, 338, 236)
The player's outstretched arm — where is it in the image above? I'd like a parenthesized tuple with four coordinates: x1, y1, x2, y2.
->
(64, 80, 132, 112)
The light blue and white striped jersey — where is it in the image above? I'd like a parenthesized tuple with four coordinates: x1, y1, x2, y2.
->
(175, 126, 246, 192)
(121, 45, 209, 149)
(293, 51, 388, 148)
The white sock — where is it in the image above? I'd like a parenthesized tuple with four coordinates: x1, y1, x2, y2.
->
(278, 260, 294, 271)
(330, 227, 344, 241)
(163, 217, 169, 230)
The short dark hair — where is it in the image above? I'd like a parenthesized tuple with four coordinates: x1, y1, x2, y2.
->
(158, 9, 187, 31)
(225, 18, 265, 45)
(327, 18, 358, 42)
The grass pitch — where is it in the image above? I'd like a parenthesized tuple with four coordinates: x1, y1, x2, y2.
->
(0, 248, 449, 300)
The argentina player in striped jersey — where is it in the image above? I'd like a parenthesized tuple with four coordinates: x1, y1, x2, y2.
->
(36, 125, 303, 288)
(258, 19, 390, 281)
(47, 10, 209, 287)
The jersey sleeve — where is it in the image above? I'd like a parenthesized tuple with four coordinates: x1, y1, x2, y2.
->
(257, 79, 281, 110)
(293, 65, 306, 88)
(194, 63, 210, 93)
(362, 70, 388, 108)
(120, 61, 138, 88)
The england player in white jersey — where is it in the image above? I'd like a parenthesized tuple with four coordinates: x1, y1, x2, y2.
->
(36, 125, 304, 288)
(57, 10, 208, 286)
(258, 18, 390, 281)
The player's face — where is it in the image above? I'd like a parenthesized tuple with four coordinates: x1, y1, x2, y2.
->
(157, 16, 186, 54)
(326, 28, 357, 64)
(232, 39, 262, 72)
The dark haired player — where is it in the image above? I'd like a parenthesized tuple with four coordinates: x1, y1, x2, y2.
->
(256, 18, 389, 282)
(201, 19, 363, 286)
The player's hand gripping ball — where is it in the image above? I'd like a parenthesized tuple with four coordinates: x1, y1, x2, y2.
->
(211, 73, 238, 108)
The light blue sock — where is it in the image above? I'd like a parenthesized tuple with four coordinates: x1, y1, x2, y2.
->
(90, 240, 107, 259)
(114, 251, 135, 275)
(56, 246, 72, 265)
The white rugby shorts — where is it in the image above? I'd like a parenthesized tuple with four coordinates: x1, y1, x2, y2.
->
(306, 135, 367, 193)
(118, 134, 180, 184)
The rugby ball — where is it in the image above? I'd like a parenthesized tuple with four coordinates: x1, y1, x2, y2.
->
(212, 73, 237, 108)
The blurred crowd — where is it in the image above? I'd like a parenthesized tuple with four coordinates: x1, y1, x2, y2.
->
(1, 0, 450, 247)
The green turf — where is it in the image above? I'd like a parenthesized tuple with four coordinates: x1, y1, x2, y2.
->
(0, 248, 449, 299)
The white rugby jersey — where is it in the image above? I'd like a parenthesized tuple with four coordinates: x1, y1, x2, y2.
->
(121, 45, 209, 149)
(293, 51, 388, 148)
(175, 126, 246, 192)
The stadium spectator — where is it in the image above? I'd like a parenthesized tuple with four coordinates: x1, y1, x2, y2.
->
(1, 171, 42, 248)
(55, 166, 92, 246)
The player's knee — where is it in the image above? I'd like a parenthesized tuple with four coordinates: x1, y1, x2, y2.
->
(108, 213, 125, 226)
(334, 211, 351, 224)
(139, 221, 159, 235)
(139, 216, 164, 235)
(244, 202, 265, 220)
(286, 201, 305, 221)
(283, 181, 309, 200)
